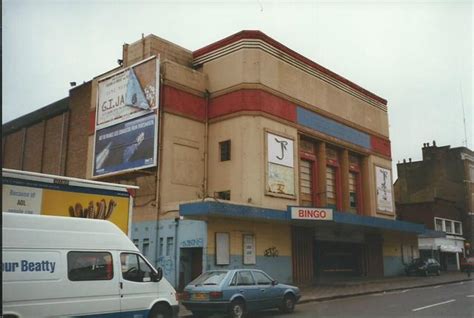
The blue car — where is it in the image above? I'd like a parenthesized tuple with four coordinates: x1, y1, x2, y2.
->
(181, 269, 301, 318)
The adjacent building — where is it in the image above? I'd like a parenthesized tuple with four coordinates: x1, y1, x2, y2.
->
(395, 142, 474, 270)
(2, 31, 424, 288)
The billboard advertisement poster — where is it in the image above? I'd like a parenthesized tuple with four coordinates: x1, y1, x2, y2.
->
(2, 184, 43, 215)
(266, 131, 295, 196)
(42, 189, 130, 234)
(375, 165, 394, 213)
(2, 176, 130, 234)
(94, 113, 157, 177)
(96, 56, 159, 129)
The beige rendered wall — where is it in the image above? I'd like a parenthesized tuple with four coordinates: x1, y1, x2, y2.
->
(202, 49, 389, 137)
(159, 112, 205, 217)
(208, 115, 298, 211)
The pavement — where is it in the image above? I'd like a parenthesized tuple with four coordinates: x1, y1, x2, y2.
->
(178, 271, 473, 317)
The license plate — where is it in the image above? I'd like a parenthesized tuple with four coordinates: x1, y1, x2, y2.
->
(192, 292, 209, 301)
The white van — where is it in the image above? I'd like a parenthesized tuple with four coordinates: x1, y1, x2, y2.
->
(2, 213, 179, 318)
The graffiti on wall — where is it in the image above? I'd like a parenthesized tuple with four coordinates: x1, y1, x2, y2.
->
(180, 238, 203, 248)
(157, 256, 173, 278)
(264, 246, 279, 257)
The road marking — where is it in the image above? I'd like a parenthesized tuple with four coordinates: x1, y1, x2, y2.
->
(412, 299, 456, 312)
(432, 285, 442, 289)
(467, 295, 474, 298)
(372, 289, 409, 296)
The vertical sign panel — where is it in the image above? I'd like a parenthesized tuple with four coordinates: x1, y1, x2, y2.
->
(243, 234, 256, 265)
(375, 166, 394, 213)
(266, 132, 295, 196)
(215, 232, 230, 265)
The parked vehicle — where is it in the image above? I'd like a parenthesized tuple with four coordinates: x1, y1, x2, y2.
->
(460, 257, 474, 272)
(2, 213, 179, 318)
(181, 269, 301, 318)
(405, 258, 441, 276)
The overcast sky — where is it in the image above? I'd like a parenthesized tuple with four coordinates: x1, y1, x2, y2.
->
(2, 0, 472, 179)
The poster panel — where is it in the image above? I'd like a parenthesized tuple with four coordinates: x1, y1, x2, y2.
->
(267, 133, 294, 167)
(215, 232, 230, 265)
(243, 234, 256, 265)
(267, 163, 295, 195)
(375, 166, 394, 213)
(2, 184, 43, 215)
(94, 114, 157, 177)
(97, 57, 159, 129)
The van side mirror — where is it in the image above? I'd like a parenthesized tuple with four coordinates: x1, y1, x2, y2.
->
(152, 267, 163, 282)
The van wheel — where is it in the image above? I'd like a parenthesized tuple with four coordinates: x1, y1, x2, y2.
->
(228, 299, 245, 318)
(149, 303, 171, 318)
(279, 294, 296, 313)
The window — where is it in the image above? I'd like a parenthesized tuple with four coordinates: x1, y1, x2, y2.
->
(300, 159, 313, 206)
(454, 222, 462, 235)
(219, 140, 231, 161)
(216, 190, 231, 200)
(326, 166, 337, 207)
(445, 220, 453, 233)
(142, 238, 150, 257)
(68, 252, 113, 281)
(235, 271, 255, 286)
(252, 271, 272, 285)
(159, 237, 164, 256)
(435, 217, 462, 235)
(349, 172, 358, 211)
(120, 253, 155, 282)
(166, 237, 174, 256)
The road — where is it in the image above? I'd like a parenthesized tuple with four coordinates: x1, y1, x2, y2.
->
(255, 280, 474, 318)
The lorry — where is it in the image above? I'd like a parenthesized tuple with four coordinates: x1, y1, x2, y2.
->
(2, 168, 137, 235)
(2, 212, 179, 317)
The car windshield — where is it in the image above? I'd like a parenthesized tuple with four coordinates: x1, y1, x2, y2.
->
(190, 271, 228, 286)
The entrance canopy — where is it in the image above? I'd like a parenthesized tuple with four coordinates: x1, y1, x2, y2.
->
(180, 201, 425, 234)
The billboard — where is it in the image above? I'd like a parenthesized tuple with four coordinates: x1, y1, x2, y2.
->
(94, 56, 160, 177)
(96, 56, 159, 129)
(94, 113, 157, 176)
(2, 176, 131, 234)
(375, 165, 394, 213)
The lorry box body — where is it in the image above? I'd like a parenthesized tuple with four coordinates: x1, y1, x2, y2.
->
(2, 213, 179, 318)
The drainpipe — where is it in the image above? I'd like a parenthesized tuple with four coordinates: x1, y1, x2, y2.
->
(203, 90, 210, 198)
(155, 71, 165, 268)
(175, 216, 181, 288)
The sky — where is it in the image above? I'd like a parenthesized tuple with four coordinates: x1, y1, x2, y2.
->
(2, 0, 473, 180)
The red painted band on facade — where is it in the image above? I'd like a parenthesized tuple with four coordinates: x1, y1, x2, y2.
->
(208, 89, 297, 122)
(193, 30, 387, 106)
(163, 86, 206, 121)
(371, 136, 392, 158)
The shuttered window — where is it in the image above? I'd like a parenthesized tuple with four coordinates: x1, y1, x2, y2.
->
(326, 166, 336, 207)
(300, 159, 313, 206)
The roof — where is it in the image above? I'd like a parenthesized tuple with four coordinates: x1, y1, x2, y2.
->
(2, 97, 69, 134)
(193, 30, 387, 106)
(2, 213, 138, 251)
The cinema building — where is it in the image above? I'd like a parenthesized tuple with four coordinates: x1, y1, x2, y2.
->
(2, 31, 424, 288)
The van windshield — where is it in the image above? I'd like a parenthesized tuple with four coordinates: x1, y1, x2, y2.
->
(190, 271, 228, 286)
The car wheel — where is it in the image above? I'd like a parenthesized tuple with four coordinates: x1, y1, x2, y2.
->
(149, 303, 171, 318)
(279, 294, 296, 313)
(228, 299, 245, 318)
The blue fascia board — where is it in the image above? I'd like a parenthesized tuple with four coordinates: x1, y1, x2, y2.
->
(297, 107, 371, 149)
(180, 201, 288, 221)
(180, 201, 425, 234)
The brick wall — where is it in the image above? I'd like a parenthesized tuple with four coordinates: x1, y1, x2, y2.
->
(42, 114, 68, 175)
(66, 82, 92, 178)
(23, 122, 45, 172)
(3, 129, 25, 170)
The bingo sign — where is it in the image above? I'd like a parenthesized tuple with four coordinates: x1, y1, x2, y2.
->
(291, 207, 333, 221)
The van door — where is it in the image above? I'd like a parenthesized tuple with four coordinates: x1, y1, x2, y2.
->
(119, 252, 159, 317)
